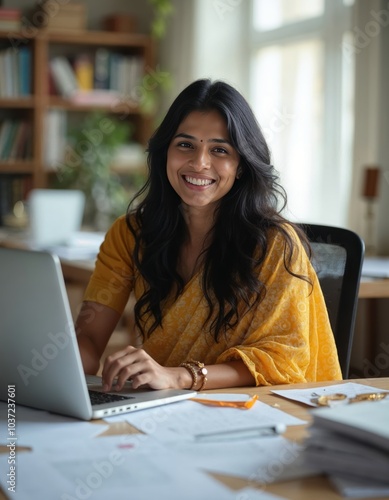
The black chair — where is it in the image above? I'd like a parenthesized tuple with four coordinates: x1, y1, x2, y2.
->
(298, 224, 365, 379)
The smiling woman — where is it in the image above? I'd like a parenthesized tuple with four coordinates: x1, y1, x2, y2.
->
(75, 79, 342, 393)
(166, 110, 240, 211)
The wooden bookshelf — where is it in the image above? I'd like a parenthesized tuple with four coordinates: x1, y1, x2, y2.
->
(0, 29, 154, 223)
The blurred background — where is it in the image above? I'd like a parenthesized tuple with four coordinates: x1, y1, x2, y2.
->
(0, 0, 388, 375)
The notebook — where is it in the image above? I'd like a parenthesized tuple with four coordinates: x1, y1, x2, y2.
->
(0, 247, 196, 420)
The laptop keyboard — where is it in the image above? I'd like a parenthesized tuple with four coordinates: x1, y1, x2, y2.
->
(88, 389, 134, 406)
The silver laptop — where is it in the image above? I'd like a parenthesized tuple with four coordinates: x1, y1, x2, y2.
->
(0, 247, 196, 420)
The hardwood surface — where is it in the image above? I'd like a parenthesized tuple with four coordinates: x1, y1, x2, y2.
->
(359, 278, 389, 298)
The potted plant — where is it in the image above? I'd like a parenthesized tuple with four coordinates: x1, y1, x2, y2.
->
(52, 111, 144, 230)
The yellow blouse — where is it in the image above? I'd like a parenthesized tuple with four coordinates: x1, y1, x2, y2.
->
(83, 215, 342, 385)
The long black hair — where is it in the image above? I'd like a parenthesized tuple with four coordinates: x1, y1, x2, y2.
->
(127, 79, 310, 341)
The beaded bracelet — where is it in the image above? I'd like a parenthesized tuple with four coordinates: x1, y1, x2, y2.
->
(179, 362, 198, 390)
(180, 360, 208, 391)
(189, 360, 208, 391)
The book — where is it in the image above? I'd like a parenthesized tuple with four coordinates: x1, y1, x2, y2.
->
(18, 46, 31, 96)
(0, 8, 21, 31)
(0, 20, 22, 31)
(94, 48, 110, 90)
(72, 53, 94, 90)
(0, 121, 18, 159)
(49, 56, 79, 97)
(0, 121, 10, 154)
(33, 1, 86, 32)
(44, 110, 67, 170)
(2, 47, 14, 97)
(0, 8, 21, 20)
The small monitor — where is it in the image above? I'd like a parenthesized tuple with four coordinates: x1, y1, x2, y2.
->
(28, 189, 85, 247)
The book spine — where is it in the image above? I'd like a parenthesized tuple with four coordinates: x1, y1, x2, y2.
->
(3, 48, 14, 98)
(18, 46, 31, 96)
(0, 175, 11, 224)
(94, 48, 110, 90)
(73, 53, 94, 91)
(44, 110, 67, 170)
(0, 8, 22, 20)
(49, 56, 79, 97)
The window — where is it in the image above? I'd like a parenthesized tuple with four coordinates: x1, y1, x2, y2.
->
(250, 0, 354, 225)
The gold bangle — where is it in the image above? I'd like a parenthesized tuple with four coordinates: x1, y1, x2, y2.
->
(179, 362, 198, 390)
(188, 360, 208, 391)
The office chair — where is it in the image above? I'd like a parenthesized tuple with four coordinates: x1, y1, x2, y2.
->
(298, 224, 365, 379)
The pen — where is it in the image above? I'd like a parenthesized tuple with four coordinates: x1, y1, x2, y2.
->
(194, 423, 286, 443)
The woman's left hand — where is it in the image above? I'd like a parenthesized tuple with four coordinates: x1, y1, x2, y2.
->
(101, 346, 186, 391)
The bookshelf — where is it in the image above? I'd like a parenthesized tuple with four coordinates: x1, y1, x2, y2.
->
(0, 29, 154, 225)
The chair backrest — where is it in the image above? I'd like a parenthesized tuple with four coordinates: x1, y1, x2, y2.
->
(298, 224, 365, 379)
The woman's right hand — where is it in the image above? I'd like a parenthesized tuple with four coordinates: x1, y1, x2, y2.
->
(101, 345, 191, 391)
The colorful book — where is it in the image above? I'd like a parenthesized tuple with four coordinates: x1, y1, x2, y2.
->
(18, 46, 31, 96)
(49, 56, 79, 97)
(94, 48, 110, 90)
(73, 53, 94, 90)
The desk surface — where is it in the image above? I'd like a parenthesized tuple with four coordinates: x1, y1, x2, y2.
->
(359, 278, 389, 298)
(1, 377, 388, 500)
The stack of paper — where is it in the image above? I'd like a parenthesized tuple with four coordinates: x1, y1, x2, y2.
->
(303, 400, 389, 497)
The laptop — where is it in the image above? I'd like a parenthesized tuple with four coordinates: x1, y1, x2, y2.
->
(0, 247, 196, 420)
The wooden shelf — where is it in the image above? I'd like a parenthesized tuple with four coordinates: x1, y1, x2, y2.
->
(0, 98, 35, 109)
(46, 30, 151, 47)
(0, 160, 35, 174)
(47, 96, 142, 114)
(0, 29, 151, 46)
(0, 26, 154, 220)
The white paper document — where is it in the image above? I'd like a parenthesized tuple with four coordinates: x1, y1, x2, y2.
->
(0, 402, 108, 448)
(169, 435, 320, 483)
(271, 382, 389, 407)
(330, 473, 389, 498)
(108, 396, 305, 442)
(301, 400, 389, 497)
(362, 256, 389, 278)
(0, 434, 287, 500)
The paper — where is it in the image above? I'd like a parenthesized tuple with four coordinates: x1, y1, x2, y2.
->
(48, 231, 105, 260)
(300, 400, 389, 495)
(0, 402, 108, 449)
(362, 256, 389, 278)
(329, 473, 389, 499)
(169, 435, 320, 483)
(106, 397, 305, 442)
(310, 399, 389, 452)
(0, 434, 282, 500)
(271, 382, 389, 407)
(304, 425, 389, 483)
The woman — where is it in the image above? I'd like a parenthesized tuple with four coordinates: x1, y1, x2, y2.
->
(76, 79, 342, 392)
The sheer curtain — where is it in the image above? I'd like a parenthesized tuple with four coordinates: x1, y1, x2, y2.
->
(249, 0, 355, 226)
